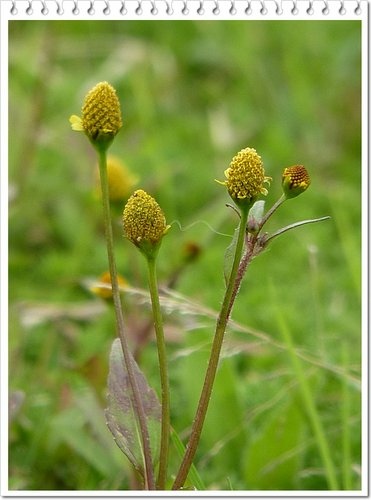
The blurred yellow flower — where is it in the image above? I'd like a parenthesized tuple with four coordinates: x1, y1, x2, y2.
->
(90, 271, 127, 300)
(96, 156, 138, 202)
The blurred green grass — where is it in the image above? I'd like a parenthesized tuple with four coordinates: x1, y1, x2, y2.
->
(8, 20, 361, 490)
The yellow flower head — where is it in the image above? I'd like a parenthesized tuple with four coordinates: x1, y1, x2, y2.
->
(282, 165, 310, 199)
(123, 190, 170, 258)
(217, 147, 271, 207)
(95, 155, 138, 202)
(69, 81, 122, 150)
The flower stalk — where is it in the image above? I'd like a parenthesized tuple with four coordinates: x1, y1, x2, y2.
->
(146, 255, 170, 489)
(172, 204, 250, 490)
(173, 147, 270, 489)
(70, 82, 157, 489)
(97, 149, 156, 489)
(123, 189, 171, 489)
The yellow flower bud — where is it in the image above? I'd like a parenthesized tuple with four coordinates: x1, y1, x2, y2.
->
(70, 81, 122, 150)
(217, 147, 271, 208)
(282, 165, 310, 199)
(123, 190, 170, 258)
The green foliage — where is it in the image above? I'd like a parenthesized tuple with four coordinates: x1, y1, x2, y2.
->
(177, 330, 247, 483)
(243, 400, 304, 490)
(171, 429, 206, 490)
(8, 20, 361, 491)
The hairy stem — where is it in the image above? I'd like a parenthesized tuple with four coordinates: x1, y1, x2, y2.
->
(98, 148, 155, 490)
(146, 256, 170, 490)
(172, 205, 249, 490)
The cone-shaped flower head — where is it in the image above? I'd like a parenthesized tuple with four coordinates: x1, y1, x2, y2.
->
(217, 147, 270, 208)
(282, 165, 310, 199)
(69, 81, 122, 151)
(123, 190, 170, 259)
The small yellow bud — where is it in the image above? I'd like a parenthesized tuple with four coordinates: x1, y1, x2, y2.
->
(70, 81, 122, 150)
(123, 190, 170, 258)
(217, 147, 271, 208)
(282, 165, 310, 199)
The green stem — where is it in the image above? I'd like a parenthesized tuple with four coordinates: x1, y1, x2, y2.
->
(172, 205, 249, 490)
(259, 193, 286, 228)
(97, 148, 155, 490)
(146, 256, 170, 490)
(273, 291, 339, 490)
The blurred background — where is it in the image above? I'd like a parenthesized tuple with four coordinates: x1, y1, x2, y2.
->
(8, 20, 361, 490)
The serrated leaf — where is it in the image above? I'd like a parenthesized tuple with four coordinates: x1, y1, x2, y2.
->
(105, 339, 161, 476)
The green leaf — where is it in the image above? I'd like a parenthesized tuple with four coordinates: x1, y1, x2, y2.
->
(265, 216, 331, 246)
(50, 405, 119, 477)
(105, 339, 161, 477)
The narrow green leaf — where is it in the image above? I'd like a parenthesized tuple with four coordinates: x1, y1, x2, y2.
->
(266, 216, 331, 245)
(105, 339, 161, 477)
(171, 428, 205, 490)
(50, 406, 119, 477)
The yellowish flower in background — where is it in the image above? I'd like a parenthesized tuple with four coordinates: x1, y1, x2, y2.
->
(69, 81, 122, 150)
(123, 189, 170, 258)
(95, 156, 138, 202)
(217, 147, 271, 207)
(90, 271, 127, 300)
(282, 165, 311, 199)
